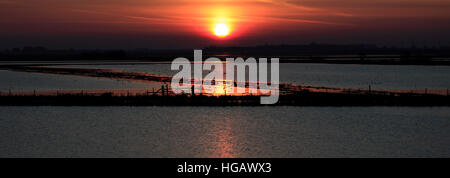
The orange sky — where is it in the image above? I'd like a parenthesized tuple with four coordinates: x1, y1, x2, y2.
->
(1, 0, 450, 48)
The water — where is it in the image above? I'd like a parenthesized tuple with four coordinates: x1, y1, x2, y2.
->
(281, 63, 450, 90)
(1, 106, 449, 158)
(62, 63, 450, 90)
(0, 70, 159, 92)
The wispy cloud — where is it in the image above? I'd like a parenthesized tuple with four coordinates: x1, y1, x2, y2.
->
(0, 0, 20, 4)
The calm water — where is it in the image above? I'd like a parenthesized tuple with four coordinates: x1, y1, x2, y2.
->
(1, 106, 449, 158)
(63, 63, 450, 90)
(0, 70, 159, 92)
(2, 63, 450, 91)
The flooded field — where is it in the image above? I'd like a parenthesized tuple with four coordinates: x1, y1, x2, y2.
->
(59, 63, 450, 90)
(0, 70, 159, 92)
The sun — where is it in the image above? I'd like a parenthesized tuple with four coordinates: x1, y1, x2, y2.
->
(214, 24, 229, 37)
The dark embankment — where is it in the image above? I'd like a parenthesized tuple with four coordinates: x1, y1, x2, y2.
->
(1, 91, 449, 106)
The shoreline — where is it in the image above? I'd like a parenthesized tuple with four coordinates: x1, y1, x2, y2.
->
(2, 58, 450, 66)
(0, 63, 449, 106)
(1, 91, 448, 106)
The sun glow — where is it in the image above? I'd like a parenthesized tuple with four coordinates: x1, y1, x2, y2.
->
(214, 23, 230, 37)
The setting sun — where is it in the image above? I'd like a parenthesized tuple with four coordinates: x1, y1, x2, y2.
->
(214, 24, 230, 37)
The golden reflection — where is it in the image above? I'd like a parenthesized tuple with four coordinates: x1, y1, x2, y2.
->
(211, 117, 235, 158)
(212, 83, 226, 95)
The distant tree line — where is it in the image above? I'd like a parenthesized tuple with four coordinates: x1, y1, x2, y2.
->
(1, 44, 450, 62)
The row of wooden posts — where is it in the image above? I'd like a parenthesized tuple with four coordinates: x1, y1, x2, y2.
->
(1, 85, 450, 97)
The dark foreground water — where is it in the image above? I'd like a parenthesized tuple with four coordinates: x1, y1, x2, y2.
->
(0, 107, 449, 157)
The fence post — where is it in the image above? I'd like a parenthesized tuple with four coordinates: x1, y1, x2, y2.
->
(166, 85, 169, 96)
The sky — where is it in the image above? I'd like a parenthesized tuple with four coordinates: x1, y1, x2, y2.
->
(1, 0, 450, 49)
